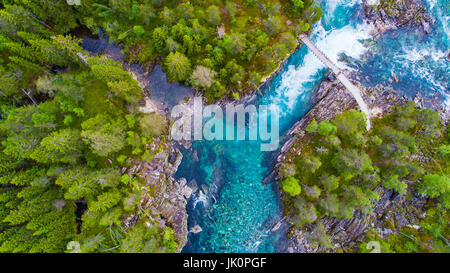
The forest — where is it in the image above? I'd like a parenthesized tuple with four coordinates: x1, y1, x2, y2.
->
(0, 0, 322, 254)
(75, 0, 322, 101)
(2, 0, 446, 254)
(279, 103, 449, 252)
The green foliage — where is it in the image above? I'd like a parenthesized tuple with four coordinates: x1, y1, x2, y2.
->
(383, 175, 407, 195)
(107, 80, 142, 104)
(51, 35, 84, 64)
(31, 129, 83, 164)
(317, 120, 337, 136)
(120, 223, 177, 253)
(331, 149, 373, 181)
(0, 164, 77, 252)
(282, 103, 449, 233)
(319, 174, 339, 192)
(292, 0, 304, 10)
(133, 25, 145, 37)
(279, 163, 296, 179)
(190, 66, 217, 89)
(332, 110, 367, 144)
(307, 223, 333, 249)
(81, 114, 127, 157)
(297, 155, 321, 174)
(165, 52, 191, 82)
(0, 2, 186, 251)
(418, 174, 450, 198)
(71, 0, 322, 100)
(438, 144, 450, 156)
(13, 0, 78, 33)
(306, 119, 318, 133)
(282, 177, 302, 196)
(139, 114, 168, 138)
(264, 16, 282, 37)
(206, 6, 221, 26)
(363, 202, 449, 253)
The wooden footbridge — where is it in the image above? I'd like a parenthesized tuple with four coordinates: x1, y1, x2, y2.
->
(299, 34, 371, 130)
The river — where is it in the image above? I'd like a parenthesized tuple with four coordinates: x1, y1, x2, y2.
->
(82, 0, 449, 253)
(176, 0, 448, 253)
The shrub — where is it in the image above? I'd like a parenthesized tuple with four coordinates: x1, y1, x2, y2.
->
(282, 177, 301, 196)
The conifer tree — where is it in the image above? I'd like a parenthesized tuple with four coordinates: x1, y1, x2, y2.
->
(164, 52, 191, 82)
(81, 114, 126, 157)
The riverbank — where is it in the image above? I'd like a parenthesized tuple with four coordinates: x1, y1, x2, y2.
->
(275, 72, 407, 252)
(124, 139, 191, 251)
(274, 0, 449, 252)
(276, 71, 408, 168)
(80, 36, 193, 252)
(276, 67, 447, 252)
(216, 42, 307, 106)
(363, 0, 434, 36)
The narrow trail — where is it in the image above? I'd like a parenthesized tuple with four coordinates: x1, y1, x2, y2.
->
(299, 34, 372, 130)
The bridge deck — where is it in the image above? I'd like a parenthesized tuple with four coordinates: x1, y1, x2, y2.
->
(299, 34, 371, 130)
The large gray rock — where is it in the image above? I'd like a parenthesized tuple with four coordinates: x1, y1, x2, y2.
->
(190, 225, 203, 234)
(188, 179, 199, 192)
(138, 97, 158, 114)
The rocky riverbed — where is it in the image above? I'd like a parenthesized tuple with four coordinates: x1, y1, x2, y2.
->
(363, 0, 434, 36)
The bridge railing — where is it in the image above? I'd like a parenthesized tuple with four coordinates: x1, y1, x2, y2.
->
(298, 34, 371, 130)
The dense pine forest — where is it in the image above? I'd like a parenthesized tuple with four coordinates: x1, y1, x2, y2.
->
(0, 0, 322, 253)
(0, 0, 322, 103)
(279, 104, 449, 252)
(73, 0, 321, 101)
(0, 0, 448, 254)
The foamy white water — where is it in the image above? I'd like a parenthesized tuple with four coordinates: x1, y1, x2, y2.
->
(269, 2, 373, 114)
(193, 190, 209, 209)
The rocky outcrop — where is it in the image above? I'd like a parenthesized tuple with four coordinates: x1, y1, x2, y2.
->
(288, 185, 427, 252)
(137, 97, 158, 114)
(276, 71, 408, 169)
(363, 0, 434, 37)
(276, 72, 427, 253)
(125, 137, 190, 251)
(413, 91, 449, 125)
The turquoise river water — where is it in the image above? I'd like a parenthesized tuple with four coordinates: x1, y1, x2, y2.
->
(176, 0, 449, 253)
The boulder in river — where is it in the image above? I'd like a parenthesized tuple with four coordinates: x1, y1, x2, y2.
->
(190, 225, 203, 234)
(188, 179, 199, 192)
